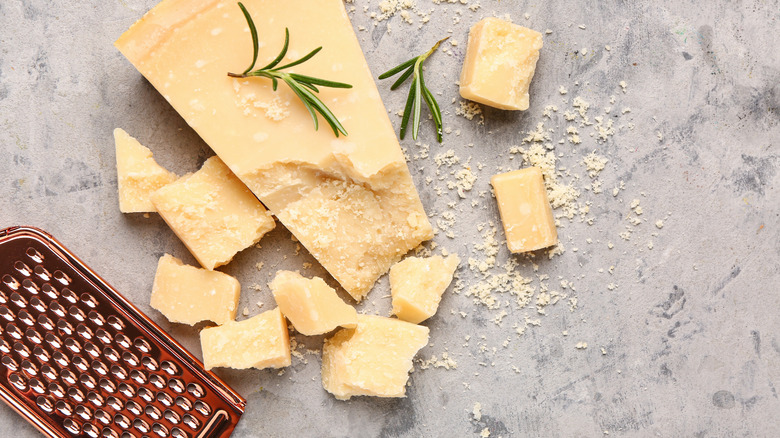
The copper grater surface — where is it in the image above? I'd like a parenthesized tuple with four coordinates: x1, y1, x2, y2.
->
(0, 226, 246, 438)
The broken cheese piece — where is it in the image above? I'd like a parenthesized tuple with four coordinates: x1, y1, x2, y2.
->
(459, 18, 543, 111)
(150, 254, 239, 326)
(199, 307, 290, 370)
(389, 254, 460, 324)
(491, 167, 558, 253)
(114, 128, 177, 213)
(269, 271, 357, 336)
(151, 156, 275, 270)
(115, 0, 433, 301)
(321, 315, 428, 400)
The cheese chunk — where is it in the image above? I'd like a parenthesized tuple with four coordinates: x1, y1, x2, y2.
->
(115, 0, 433, 301)
(491, 167, 557, 253)
(199, 307, 290, 370)
(151, 156, 275, 270)
(269, 271, 357, 336)
(389, 254, 460, 324)
(150, 254, 240, 325)
(114, 128, 177, 213)
(459, 18, 543, 111)
(321, 315, 428, 400)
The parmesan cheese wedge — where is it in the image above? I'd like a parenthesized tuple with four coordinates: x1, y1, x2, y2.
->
(114, 128, 176, 213)
(115, 0, 433, 300)
(389, 254, 460, 324)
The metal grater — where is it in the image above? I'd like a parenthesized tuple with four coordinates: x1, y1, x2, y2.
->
(0, 226, 245, 438)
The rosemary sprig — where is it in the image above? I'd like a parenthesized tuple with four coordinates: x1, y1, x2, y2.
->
(378, 37, 448, 142)
(227, 2, 352, 137)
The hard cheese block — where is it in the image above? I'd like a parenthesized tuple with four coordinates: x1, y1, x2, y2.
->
(115, 0, 433, 301)
(459, 18, 543, 111)
(150, 254, 240, 325)
(151, 156, 275, 270)
(389, 254, 460, 324)
(269, 271, 357, 336)
(114, 128, 177, 213)
(321, 315, 429, 400)
(200, 307, 290, 370)
(491, 167, 557, 253)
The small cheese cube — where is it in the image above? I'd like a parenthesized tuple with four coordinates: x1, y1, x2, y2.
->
(491, 167, 558, 253)
(114, 128, 177, 213)
(150, 254, 240, 326)
(322, 315, 429, 400)
(199, 307, 290, 370)
(269, 271, 357, 336)
(389, 254, 460, 324)
(151, 156, 275, 270)
(459, 18, 543, 111)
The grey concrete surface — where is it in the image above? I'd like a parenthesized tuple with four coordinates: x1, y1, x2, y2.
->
(1, 0, 778, 436)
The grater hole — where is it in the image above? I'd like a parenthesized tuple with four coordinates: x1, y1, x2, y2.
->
(2, 274, 20, 291)
(160, 360, 179, 376)
(193, 400, 211, 416)
(139, 387, 155, 403)
(94, 409, 111, 425)
(0, 290, 7, 305)
(130, 369, 147, 385)
(115, 333, 131, 349)
(92, 359, 109, 376)
(50, 300, 66, 317)
(88, 391, 105, 407)
(64, 337, 81, 353)
(152, 423, 169, 437)
(10, 291, 28, 308)
(174, 396, 191, 411)
(80, 373, 97, 389)
(18, 310, 34, 326)
(63, 418, 80, 435)
(82, 422, 100, 438)
(133, 418, 150, 433)
(42, 283, 58, 299)
(106, 396, 123, 411)
(53, 270, 71, 285)
(29, 377, 45, 393)
(120, 433, 136, 438)
(26, 328, 43, 344)
(118, 383, 135, 398)
(73, 355, 89, 371)
(168, 378, 185, 394)
(48, 381, 65, 398)
(22, 279, 39, 295)
(186, 383, 205, 398)
(122, 351, 139, 367)
(47, 333, 63, 351)
(99, 378, 116, 393)
(114, 413, 131, 429)
(14, 261, 32, 277)
(182, 414, 199, 430)
(142, 356, 159, 371)
(157, 392, 173, 407)
(34, 265, 51, 281)
(95, 328, 112, 345)
(75, 404, 93, 420)
(111, 364, 128, 380)
(61, 369, 77, 385)
(170, 427, 188, 438)
(61, 288, 78, 304)
(84, 342, 100, 358)
(145, 404, 162, 420)
(68, 386, 85, 403)
(20, 358, 38, 376)
(101, 428, 119, 438)
(163, 409, 180, 424)
(69, 305, 86, 322)
(30, 296, 46, 313)
(37, 395, 55, 413)
(58, 319, 74, 336)
(89, 310, 106, 326)
(126, 400, 142, 416)
(0, 306, 16, 322)
(9, 372, 27, 390)
(57, 399, 74, 416)
(13, 341, 31, 357)
(26, 247, 44, 263)
(150, 374, 166, 389)
(37, 313, 54, 330)
(106, 315, 124, 331)
(2, 355, 18, 371)
(0, 338, 9, 353)
(33, 345, 50, 363)
(103, 346, 119, 362)
(133, 337, 152, 354)
(77, 323, 94, 340)
(42, 365, 58, 382)
(81, 293, 98, 308)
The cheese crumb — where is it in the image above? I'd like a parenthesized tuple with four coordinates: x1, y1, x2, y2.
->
(575, 341, 588, 349)
(655, 220, 664, 229)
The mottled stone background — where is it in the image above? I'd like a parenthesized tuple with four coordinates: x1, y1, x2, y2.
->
(0, 0, 778, 436)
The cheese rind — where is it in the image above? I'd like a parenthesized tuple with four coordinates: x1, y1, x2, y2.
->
(389, 254, 460, 324)
(491, 167, 558, 253)
(150, 254, 240, 326)
(114, 128, 177, 213)
(321, 315, 429, 400)
(199, 307, 290, 370)
(115, 0, 432, 300)
(269, 271, 357, 336)
(459, 18, 543, 111)
(151, 156, 275, 270)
